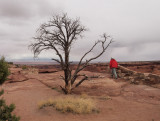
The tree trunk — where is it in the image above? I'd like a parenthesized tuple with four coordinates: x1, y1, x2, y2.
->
(63, 44, 72, 94)
(65, 80, 72, 94)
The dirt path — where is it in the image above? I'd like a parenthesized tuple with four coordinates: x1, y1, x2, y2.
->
(1, 68, 160, 121)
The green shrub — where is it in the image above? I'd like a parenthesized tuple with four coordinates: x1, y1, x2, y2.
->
(0, 56, 10, 84)
(22, 65, 28, 70)
(0, 90, 20, 121)
(0, 56, 20, 121)
(7, 62, 13, 65)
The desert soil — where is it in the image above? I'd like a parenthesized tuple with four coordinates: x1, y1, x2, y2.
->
(0, 66, 160, 121)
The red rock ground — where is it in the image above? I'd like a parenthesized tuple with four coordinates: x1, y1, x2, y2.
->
(0, 65, 160, 121)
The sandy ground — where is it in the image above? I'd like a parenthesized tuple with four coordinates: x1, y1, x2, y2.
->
(0, 67, 160, 121)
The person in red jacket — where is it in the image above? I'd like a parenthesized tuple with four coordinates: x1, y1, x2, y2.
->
(109, 58, 118, 79)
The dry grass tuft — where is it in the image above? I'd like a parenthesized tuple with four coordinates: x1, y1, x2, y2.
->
(38, 96, 99, 114)
(21, 68, 38, 74)
(80, 93, 88, 99)
(99, 96, 112, 100)
(38, 98, 54, 109)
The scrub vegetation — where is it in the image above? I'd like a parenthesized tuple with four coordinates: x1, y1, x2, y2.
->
(38, 96, 99, 114)
(0, 56, 20, 121)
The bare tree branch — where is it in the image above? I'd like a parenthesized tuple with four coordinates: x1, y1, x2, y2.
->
(71, 34, 113, 85)
(52, 58, 61, 63)
(60, 75, 65, 81)
(75, 75, 88, 88)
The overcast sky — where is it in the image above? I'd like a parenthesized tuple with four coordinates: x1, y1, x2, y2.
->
(0, 0, 160, 62)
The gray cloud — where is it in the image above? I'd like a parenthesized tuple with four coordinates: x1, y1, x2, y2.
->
(0, 0, 61, 19)
(0, 0, 160, 61)
(0, 0, 64, 60)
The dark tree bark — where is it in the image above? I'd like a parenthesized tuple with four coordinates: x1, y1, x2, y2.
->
(29, 13, 113, 94)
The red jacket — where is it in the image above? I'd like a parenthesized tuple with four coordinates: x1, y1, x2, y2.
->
(109, 59, 118, 68)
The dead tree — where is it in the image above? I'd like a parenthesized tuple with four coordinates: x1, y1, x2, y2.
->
(29, 14, 113, 94)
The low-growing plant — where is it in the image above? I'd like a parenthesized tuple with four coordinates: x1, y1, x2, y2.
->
(80, 93, 88, 99)
(38, 96, 99, 114)
(0, 90, 20, 121)
(0, 56, 10, 84)
(99, 96, 112, 100)
(38, 98, 54, 109)
(22, 65, 28, 70)
(15, 64, 20, 68)
(51, 87, 61, 92)
(21, 68, 39, 74)
(0, 56, 20, 121)
(7, 62, 13, 65)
